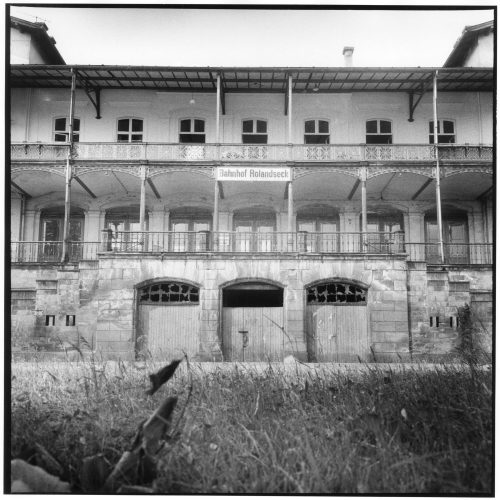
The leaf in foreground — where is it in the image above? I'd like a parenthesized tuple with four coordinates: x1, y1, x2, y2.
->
(146, 359, 183, 396)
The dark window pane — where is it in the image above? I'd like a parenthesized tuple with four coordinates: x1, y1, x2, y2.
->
(132, 119, 143, 132)
(54, 133, 67, 142)
(72, 133, 80, 143)
(73, 118, 80, 131)
(117, 134, 129, 142)
(54, 118, 66, 131)
(180, 119, 191, 132)
(439, 134, 455, 144)
(366, 120, 377, 133)
(43, 219, 60, 241)
(305, 135, 329, 144)
(318, 120, 329, 133)
(242, 120, 253, 133)
(180, 134, 205, 143)
(118, 119, 129, 132)
(194, 119, 204, 132)
(366, 135, 392, 144)
(443, 120, 454, 133)
(429, 121, 434, 134)
(131, 134, 143, 142)
(305, 120, 315, 133)
(242, 134, 267, 144)
(256, 120, 267, 133)
(380, 120, 391, 133)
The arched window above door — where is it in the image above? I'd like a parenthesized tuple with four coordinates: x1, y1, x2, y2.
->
(306, 281, 367, 304)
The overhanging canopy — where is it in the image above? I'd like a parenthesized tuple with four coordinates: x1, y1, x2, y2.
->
(10, 65, 493, 93)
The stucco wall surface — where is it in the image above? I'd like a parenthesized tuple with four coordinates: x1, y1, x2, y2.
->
(10, 88, 494, 145)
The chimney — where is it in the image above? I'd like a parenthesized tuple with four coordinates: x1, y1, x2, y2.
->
(343, 46, 354, 67)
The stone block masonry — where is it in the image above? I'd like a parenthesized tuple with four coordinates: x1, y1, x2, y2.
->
(10, 256, 492, 361)
(92, 255, 412, 360)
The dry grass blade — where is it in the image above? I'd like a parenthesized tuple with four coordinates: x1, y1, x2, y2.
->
(146, 359, 182, 396)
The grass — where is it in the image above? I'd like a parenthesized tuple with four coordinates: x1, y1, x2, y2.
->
(10, 358, 493, 494)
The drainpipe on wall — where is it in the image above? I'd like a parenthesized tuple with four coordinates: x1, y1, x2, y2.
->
(433, 70, 445, 264)
(61, 68, 76, 263)
(24, 88, 32, 140)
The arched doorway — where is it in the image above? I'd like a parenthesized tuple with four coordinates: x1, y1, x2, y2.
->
(425, 207, 469, 264)
(221, 281, 284, 361)
(105, 205, 149, 251)
(39, 206, 85, 261)
(137, 280, 200, 359)
(361, 209, 405, 253)
(296, 205, 340, 253)
(306, 280, 369, 362)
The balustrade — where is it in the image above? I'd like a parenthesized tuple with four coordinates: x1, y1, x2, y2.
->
(11, 236, 492, 265)
(12, 142, 491, 163)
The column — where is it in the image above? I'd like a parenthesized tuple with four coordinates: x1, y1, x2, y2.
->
(61, 160, 72, 262)
(287, 181, 294, 251)
(360, 168, 367, 252)
(213, 181, 219, 251)
(139, 166, 147, 232)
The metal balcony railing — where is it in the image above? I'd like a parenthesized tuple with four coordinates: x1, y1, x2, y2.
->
(10, 236, 492, 265)
(11, 142, 493, 163)
(10, 241, 100, 263)
(101, 230, 406, 254)
(405, 242, 493, 265)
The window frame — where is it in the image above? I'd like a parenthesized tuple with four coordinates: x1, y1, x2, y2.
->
(304, 119, 330, 144)
(179, 118, 206, 143)
(365, 119, 393, 144)
(241, 119, 268, 144)
(116, 117, 144, 143)
(428, 119, 456, 144)
(53, 117, 80, 142)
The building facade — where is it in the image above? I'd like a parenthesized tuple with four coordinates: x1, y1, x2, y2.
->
(10, 23, 494, 362)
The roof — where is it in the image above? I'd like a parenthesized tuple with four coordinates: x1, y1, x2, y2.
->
(10, 16, 65, 65)
(9, 65, 493, 93)
(443, 20, 494, 67)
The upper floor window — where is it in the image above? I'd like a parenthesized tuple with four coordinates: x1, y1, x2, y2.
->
(180, 119, 206, 143)
(117, 118, 143, 142)
(304, 120, 330, 144)
(54, 117, 80, 142)
(429, 120, 456, 144)
(366, 119, 392, 144)
(242, 119, 268, 144)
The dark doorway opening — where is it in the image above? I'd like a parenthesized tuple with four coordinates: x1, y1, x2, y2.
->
(223, 289, 283, 307)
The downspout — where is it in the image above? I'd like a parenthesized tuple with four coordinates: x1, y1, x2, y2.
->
(433, 70, 445, 264)
(61, 68, 76, 263)
(24, 88, 32, 141)
(19, 194, 25, 242)
(477, 91, 483, 144)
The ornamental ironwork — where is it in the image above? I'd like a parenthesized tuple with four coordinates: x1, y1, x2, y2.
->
(139, 282, 199, 304)
(306, 281, 366, 304)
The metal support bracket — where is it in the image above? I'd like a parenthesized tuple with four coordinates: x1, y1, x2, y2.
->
(408, 76, 434, 122)
(75, 70, 102, 119)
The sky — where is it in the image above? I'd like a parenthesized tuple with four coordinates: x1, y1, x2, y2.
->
(9, 4, 496, 67)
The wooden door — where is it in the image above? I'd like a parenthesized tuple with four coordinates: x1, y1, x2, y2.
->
(138, 304, 200, 359)
(307, 305, 369, 362)
(222, 307, 284, 361)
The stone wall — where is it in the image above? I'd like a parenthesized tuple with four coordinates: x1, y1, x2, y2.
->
(10, 258, 492, 362)
(11, 264, 99, 356)
(94, 254, 410, 361)
(407, 265, 493, 361)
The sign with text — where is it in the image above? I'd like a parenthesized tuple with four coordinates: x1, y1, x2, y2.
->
(216, 167, 291, 182)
